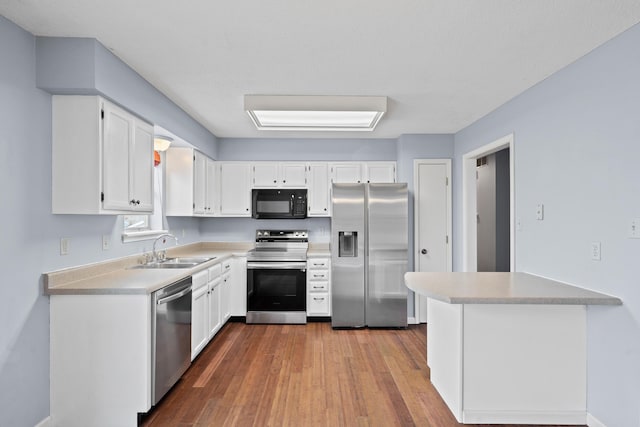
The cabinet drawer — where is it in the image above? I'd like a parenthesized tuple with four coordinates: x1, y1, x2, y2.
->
(208, 264, 222, 280)
(308, 281, 328, 292)
(308, 293, 330, 315)
(308, 259, 329, 269)
(192, 270, 208, 290)
(222, 261, 232, 274)
(308, 270, 329, 281)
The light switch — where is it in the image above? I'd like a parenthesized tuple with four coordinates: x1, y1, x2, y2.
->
(102, 235, 111, 251)
(536, 204, 544, 220)
(60, 238, 70, 255)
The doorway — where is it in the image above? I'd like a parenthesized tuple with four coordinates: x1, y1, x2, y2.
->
(462, 134, 515, 272)
(413, 159, 452, 323)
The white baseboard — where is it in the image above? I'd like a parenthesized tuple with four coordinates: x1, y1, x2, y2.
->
(586, 413, 607, 427)
(407, 316, 418, 325)
(34, 416, 53, 427)
(462, 410, 586, 424)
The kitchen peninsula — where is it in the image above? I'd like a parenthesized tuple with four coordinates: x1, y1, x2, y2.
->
(405, 272, 622, 425)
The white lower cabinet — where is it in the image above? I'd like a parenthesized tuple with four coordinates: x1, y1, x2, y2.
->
(191, 262, 230, 361)
(229, 257, 247, 316)
(307, 257, 331, 317)
(191, 270, 209, 360)
(208, 263, 223, 339)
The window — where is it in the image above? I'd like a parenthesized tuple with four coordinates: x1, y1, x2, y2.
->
(121, 156, 168, 242)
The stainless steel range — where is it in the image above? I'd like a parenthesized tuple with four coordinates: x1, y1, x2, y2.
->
(246, 230, 308, 324)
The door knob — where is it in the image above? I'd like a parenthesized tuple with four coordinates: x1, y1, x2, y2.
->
(421, 249, 428, 255)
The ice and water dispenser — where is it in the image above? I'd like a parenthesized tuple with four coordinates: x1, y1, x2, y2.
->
(338, 231, 358, 257)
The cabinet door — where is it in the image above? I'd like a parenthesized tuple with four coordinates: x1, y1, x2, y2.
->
(308, 163, 330, 216)
(229, 257, 247, 316)
(130, 119, 154, 211)
(208, 280, 221, 338)
(102, 103, 133, 210)
(280, 163, 307, 187)
(220, 273, 230, 322)
(191, 284, 209, 360)
(365, 162, 396, 183)
(220, 163, 252, 216)
(331, 163, 362, 183)
(252, 163, 279, 187)
(193, 152, 207, 215)
(205, 158, 218, 215)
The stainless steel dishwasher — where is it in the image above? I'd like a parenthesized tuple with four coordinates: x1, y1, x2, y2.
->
(151, 276, 192, 405)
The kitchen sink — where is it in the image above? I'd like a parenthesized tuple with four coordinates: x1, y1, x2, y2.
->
(129, 257, 215, 269)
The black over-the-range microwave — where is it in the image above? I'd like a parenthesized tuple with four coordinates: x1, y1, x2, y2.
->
(251, 189, 308, 219)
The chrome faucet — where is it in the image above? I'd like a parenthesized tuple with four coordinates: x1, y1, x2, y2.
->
(152, 233, 179, 262)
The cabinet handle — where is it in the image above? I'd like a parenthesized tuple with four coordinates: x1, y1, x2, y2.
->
(274, 180, 277, 183)
(313, 286, 323, 289)
(324, 208, 327, 211)
(136, 200, 141, 205)
(313, 297, 324, 301)
(283, 180, 286, 183)
(130, 199, 136, 205)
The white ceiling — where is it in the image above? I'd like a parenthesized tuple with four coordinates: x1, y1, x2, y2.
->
(2, 1, 640, 139)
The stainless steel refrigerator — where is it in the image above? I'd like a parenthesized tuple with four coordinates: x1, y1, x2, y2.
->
(331, 183, 408, 328)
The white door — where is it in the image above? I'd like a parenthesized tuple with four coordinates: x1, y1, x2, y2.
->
(365, 162, 396, 183)
(131, 119, 154, 211)
(205, 158, 218, 215)
(308, 163, 330, 216)
(414, 160, 451, 323)
(330, 163, 362, 183)
(252, 163, 279, 187)
(193, 151, 207, 215)
(102, 103, 132, 210)
(220, 163, 252, 216)
(280, 163, 307, 187)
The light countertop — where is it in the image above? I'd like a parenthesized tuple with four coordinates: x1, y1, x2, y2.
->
(44, 241, 332, 296)
(44, 242, 252, 295)
(405, 272, 622, 305)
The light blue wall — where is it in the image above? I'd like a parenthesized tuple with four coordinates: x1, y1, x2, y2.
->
(36, 37, 219, 159)
(201, 137, 400, 242)
(0, 17, 209, 426)
(454, 23, 640, 426)
(217, 137, 397, 161)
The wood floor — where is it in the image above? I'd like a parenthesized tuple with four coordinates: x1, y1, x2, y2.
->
(140, 321, 583, 427)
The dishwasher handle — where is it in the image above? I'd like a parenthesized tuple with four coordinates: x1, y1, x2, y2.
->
(156, 285, 191, 305)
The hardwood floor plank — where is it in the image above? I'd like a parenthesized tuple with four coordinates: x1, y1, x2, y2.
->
(141, 322, 585, 427)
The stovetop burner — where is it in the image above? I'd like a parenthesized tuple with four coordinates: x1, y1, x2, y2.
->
(247, 229, 309, 262)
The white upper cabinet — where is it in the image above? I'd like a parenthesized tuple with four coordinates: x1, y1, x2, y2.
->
(364, 162, 396, 183)
(330, 162, 363, 183)
(307, 163, 330, 216)
(252, 162, 279, 187)
(166, 147, 218, 216)
(219, 162, 252, 216)
(280, 163, 307, 187)
(52, 95, 153, 214)
(252, 162, 307, 188)
(193, 151, 207, 214)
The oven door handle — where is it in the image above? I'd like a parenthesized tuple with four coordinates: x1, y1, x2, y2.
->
(247, 262, 307, 270)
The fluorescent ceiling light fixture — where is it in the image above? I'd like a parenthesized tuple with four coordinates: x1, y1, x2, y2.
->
(244, 95, 387, 131)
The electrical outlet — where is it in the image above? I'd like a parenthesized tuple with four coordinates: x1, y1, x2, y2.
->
(630, 218, 640, 239)
(102, 235, 111, 251)
(590, 242, 601, 261)
(182, 229, 186, 238)
(60, 238, 70, 255)
(536, 204, 544, 220)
